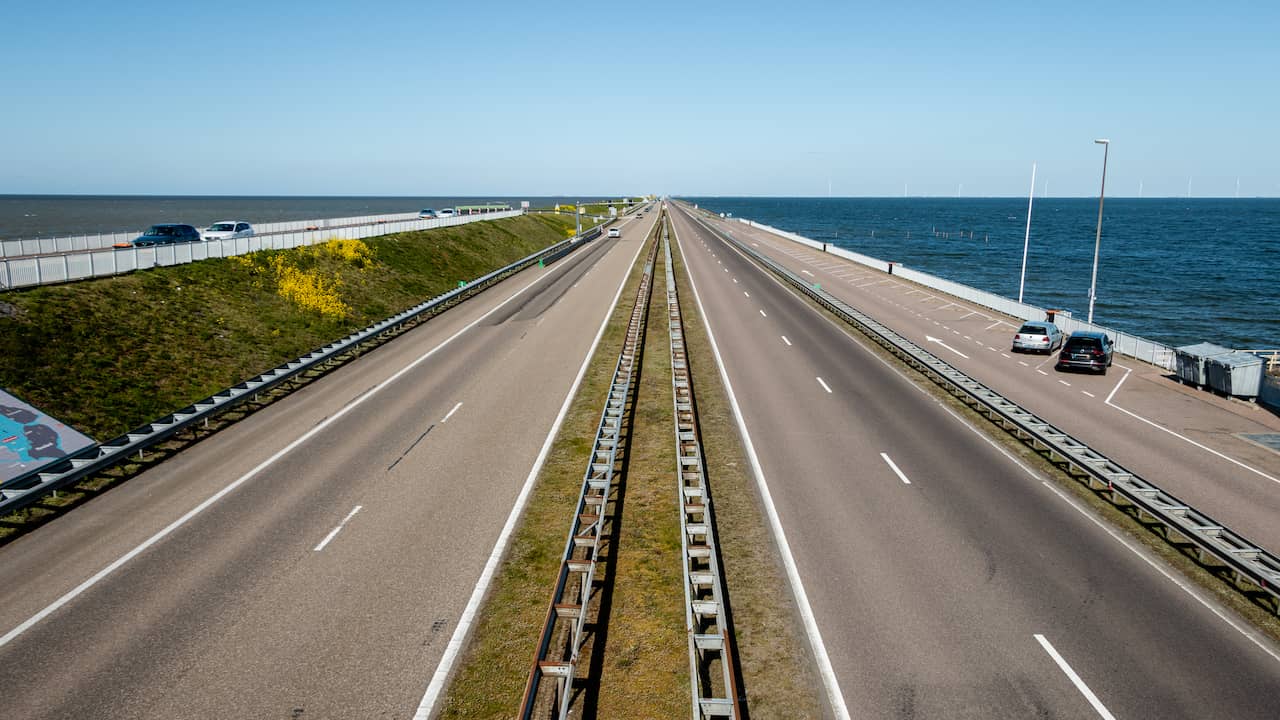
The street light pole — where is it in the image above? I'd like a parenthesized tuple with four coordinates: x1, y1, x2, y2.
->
(1087, 139, 1110, 324)
(1018, 161, 1036, 304)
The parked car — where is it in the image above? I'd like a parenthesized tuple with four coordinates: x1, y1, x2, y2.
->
(1011, 321, 1063, 354)
(607, 227, 621, 238)
(418, 209, 437, 219)
(202, 221, 254, 241)
(1055, 331, 1114, 374)
(115, 224, 202, 248)
(437, 208, 456, 218)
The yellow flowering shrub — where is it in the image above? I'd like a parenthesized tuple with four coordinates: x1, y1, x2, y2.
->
(269, 256, 348, 318)
(319, 238, 375, 268)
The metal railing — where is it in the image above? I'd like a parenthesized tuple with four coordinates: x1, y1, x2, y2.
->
(0, 210, 524, 290)
(0, 226, 601, 517)
(520, 229, 661, 719)
(735, 218, 1181, 371)
(663, 222, 740, 718)
(685, 208, 1280, 615)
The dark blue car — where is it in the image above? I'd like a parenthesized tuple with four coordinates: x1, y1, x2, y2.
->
(115, 224, 202, 248)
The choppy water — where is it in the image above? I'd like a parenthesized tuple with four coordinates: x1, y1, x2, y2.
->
(684, 197, 1280, 351)
(0, 195, 578, 241)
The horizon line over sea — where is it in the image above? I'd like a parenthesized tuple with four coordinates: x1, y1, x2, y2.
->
(684, 196, 1280, 353)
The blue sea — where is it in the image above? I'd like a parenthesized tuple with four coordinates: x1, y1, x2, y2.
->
(684, 197, 1280, 351)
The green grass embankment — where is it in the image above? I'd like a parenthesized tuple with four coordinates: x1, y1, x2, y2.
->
(0, 213, 577, 441)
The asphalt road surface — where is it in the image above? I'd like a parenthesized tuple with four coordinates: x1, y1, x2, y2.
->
(0, 211, 655, 719)
(669, 202, 1280, 719)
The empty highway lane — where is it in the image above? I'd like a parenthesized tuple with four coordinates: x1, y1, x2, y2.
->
(669, 203, 1280, 719)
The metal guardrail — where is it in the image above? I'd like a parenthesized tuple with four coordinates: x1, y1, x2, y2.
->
(520, 227, 661, 719)
(0, 228, 599, 517)
(683, 207, 1280, 615)
(734, 217, 1181, 371)
(0, 210, 525, 291)
(663, 223, 740, 718)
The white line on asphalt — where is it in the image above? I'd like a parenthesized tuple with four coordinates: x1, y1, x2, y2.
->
(744, 291, 750, 298)
(880, 453, 912, 484)
(1, 241, 604, 651)
(816, 377, 833, 393)
(1018, 361, 1029, 366)
(963, 335, 971, 340)
(733, 278, 738, 283)
(724, 268, 729, 272)
(1034, 634, 1117, 719)
(441, 402, 463, 423)
(1039, 480, 1280, 665)
(1059, 380, 1071, 386)
(760, 309, 767, 317)
(781, 335, 792, 346)
(988, 347, 998, 352)
(1104, 367, 1280, 485)
(1001, 353, 1010, 358)
(414, 229, 649, 718)
(314, 505, 363, 552)
(1082, 391, 1095, 397)
(985, 321, 1003, 330)
(1037, 369, 1048, 375)
(801, 269, 814, 276)
(672, 214, 851, 719)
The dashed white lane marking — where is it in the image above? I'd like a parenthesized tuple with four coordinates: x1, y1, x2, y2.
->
(1037, 369, 1049, 375)
(314, 505, 363, 552)
(963, 335, 972, 340)
(759, 309, 768, 317)
(880, 453, 912, 485)
(1059, 380, 1071, 387)
(441, 402, 463, 423)
(744, 291, 751, 298)
(1034, 634, 1117, 720)
(801, 270, 814, 276)
(733, 278, 738, 283)
(987, 347, 998, 352)
(781, 335, 792, 346)
(1082, 391, 1096, 398)
(1018, 361, 1029, 366)
(816, 377, 833, 393)
(1000, 353, 1011, 358)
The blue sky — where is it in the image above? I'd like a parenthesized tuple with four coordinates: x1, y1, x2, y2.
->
(3, 1, 1277, 197)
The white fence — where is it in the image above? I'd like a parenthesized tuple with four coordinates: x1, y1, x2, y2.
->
(739, 218, 1178, 371)
(1, 210, 523, 291)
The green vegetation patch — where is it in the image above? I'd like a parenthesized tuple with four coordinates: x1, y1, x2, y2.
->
(0, 213, 577, 440)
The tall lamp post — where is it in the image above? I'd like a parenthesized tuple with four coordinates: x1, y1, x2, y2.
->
(1087, 139, 1110, 324)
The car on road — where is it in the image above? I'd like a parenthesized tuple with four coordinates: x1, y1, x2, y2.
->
(115, 224, 202, 248)
(1011, 321, 1063, 354)
(1055, 331, 1114, 374)
(437, 208, 456, 218)
(607, 227, 621, 238)
(418, 209, 437, 219)
(202, 221, 254, 241)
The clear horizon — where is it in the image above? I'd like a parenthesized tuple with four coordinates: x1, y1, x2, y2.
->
(5, 1, 1277, 198)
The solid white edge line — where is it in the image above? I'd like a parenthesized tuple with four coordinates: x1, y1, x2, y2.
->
(1104, 366, 1279, 484)
(412, 231, 648, 719)
(709, 203, 1280, 668)
(879, 453, 911, 485)
(0, 242, 599, 651)
(816, 377, 833, 394)
(672, 211, 852, 719)
(314, 505, 363, 552)
(441, 401, 463, 423)
(1034, 634, 1118, 720)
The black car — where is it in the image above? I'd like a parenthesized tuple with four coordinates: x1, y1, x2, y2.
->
(118, 224, 202, 247)
(1055, 331, 1114, 374)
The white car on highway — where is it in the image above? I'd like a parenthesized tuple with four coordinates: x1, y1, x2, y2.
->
(607, 227, 621, 238)
(202, 221, 255, 241)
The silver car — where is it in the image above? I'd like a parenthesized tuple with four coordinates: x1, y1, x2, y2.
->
(202, 221, 254, 241)
(1011, 321, 1063, 354)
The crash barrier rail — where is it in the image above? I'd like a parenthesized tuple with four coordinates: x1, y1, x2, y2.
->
(0, 226, 596, 517)
(0, 210, 524, 290)
(0, 210, 527, 258)
(520, 228, 661, 720)
(687, 210, 1280, 615)
(733, 218, 1179, 371)
(663, 225, 740, 718)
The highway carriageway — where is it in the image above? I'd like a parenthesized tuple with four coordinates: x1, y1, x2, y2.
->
(0, 211, 658, 718)
(667, 201, 1280, 719)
